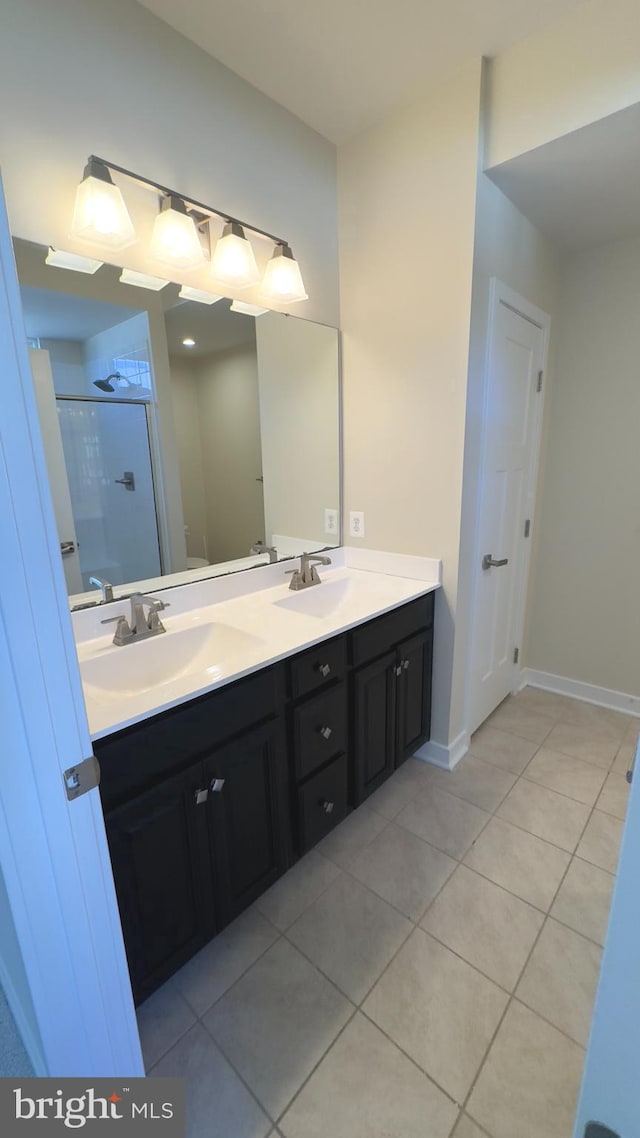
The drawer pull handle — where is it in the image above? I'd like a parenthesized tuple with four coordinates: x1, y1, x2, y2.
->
(210, 778, 225, 793)
(318, 725, 333, 741)
(321, 799, 335, 814)
(316, 662, 331, 678)
(195, 789, 209, 805)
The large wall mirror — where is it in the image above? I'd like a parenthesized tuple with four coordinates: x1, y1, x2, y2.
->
(13, 238, 341, 609)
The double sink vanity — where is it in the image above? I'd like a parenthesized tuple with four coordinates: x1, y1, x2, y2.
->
(74, 552, 440, 1004)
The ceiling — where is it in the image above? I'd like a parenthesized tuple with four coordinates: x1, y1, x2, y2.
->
(163, 296, 256, 358)
(136, 0, 587, 143)
(488, 102, 640, 253)
(21, 287, 135, 342)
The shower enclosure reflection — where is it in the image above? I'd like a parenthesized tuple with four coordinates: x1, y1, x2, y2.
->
(14, 238, 341, 607)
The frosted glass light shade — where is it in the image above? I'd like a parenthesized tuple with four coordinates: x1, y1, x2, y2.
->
(210, 221, 260, 288)
(46, 247, 102, 274)
(120, 269, 169, 291)
(71, 162, 135, 250)
(178, 286, 224, 305)
(230, 300, 269, 316)
(260, 243, 308, 303)
(149, 196, 205, 271)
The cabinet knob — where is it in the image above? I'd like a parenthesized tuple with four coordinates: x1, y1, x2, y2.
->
(321, 799, 334, 814)
(194, 788, 209, 805)
(318, 725, 333, 741)
(316, 662, 331, 678)
(394, 664, 403, 677)
(402, 658, 410, 671)
(210, 778, 225, 793)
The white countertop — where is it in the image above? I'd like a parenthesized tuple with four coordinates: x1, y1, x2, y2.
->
(73, 549, 441, 740)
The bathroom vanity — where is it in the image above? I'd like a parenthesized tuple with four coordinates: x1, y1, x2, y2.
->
(88, 566, 436, 1004)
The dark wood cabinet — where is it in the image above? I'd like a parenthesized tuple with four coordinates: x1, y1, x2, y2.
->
(204, 719, 288, 927)
(105, 762, 215, 1004)
(97, 592, 435, 1002)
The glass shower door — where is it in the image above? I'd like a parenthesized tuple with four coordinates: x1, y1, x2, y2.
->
(56, 397, 161, 589)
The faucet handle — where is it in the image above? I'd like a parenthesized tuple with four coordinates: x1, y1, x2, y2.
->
(100, 614, 132, 644)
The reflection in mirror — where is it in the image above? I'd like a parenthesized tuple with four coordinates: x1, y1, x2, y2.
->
(13, 239, 341, 608)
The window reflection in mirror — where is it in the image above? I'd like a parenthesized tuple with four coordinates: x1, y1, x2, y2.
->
(13, 238, 341, 609)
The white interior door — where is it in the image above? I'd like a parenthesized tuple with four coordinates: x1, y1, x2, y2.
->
(29, 349, 83, 594)
(469, 284, 547, 732)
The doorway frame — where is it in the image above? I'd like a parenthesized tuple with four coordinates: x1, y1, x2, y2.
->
(465, 277, 551, 734)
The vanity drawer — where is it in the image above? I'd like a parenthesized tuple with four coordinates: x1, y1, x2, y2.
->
(289, 634, 346, 699)
(293, 684, 347, 782)
(297, 754, 348, 853)
(350, 593, 434, 667)
(97, 664, 284, 810)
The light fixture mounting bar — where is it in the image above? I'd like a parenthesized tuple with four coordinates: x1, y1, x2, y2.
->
(89, 155, 289, 247)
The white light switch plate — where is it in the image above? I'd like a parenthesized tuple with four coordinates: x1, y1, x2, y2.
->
(349, 511, 365, 539)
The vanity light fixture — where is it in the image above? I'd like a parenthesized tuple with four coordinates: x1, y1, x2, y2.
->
(71, 156, 308, 303)
(119, 268, 170, 291)
(45, 247, 103, 274)
(230, 300, 269, 317)
(149, 195, 206, 272)
(178, 285, 223, 305)
(70, 158, 136, 250)
(210, 221, 260, 289)
(260, 243, 308, 304)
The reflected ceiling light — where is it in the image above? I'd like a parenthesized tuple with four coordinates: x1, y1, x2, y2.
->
(182, 337, 196, 348)
(230, 300, 269, 317)
(119, 268, 170, 291)
(149, 195, 206, 271)
(210, 221, 260, 289)
(70, 158, 136, 250)
(45, 247, 103, 274)
(260, 243, 308, 303)
(178, 285, 223, 305)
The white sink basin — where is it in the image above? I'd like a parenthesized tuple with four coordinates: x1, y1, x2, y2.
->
(81, 621, 263, 700)
(272, 577, 355, 619)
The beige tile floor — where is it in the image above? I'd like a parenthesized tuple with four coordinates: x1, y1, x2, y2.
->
(137, 687, 637, 1138)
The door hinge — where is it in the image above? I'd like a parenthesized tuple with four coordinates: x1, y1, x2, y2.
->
(63, 755, 101, 801)
(537, 370, 543, 393)
(524, 519, 531, 538)
(513, 647, 519, 664)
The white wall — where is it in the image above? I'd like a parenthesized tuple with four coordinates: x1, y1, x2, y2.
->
(486, 0, 640, 168)
(256, 312, 340, 548)
(338, 59, 483, 750)
(169, 357, 207, 560)
(195, 345, 264, 564)
(455, 168, 560, 738)
(523, 233, 640, 698)
(39, 339, 85, 395)
(0, 0, 338, 327)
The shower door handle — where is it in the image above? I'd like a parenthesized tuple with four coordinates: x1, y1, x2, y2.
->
(115, 470, 135, 491)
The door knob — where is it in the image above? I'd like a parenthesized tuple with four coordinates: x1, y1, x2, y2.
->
(482, 554, 509, 570)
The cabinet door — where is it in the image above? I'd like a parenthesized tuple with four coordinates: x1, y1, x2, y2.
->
(204, 720, 288, 928)
(353, 650, 397, 804)
(105, 762, 214, 1004)
(396, 628, 433, 764)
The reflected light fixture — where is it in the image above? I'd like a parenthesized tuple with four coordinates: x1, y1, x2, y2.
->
(70, 158, 136, 250)
(182, 337, 196, 348)
(119, 268, 170, 291)
(149, 195, 206, 271)
(260, 243, 307, 303)
(46, 247, 103, 274)
(210, 221, 260, 289)
(230, 300, 269, 317)
(178, 285, 223, 305)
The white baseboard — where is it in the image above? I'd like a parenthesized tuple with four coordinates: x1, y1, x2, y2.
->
(0, 956, 46, 1076)
(414, 730, 469, 771)
(520, 667, 640, 719)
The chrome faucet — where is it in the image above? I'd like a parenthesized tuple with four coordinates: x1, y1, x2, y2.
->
(89, 575, 114, 603)
(287, 552, 332, 590)
(101, 593, 170, 646)
(250, 541, 278, 563)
